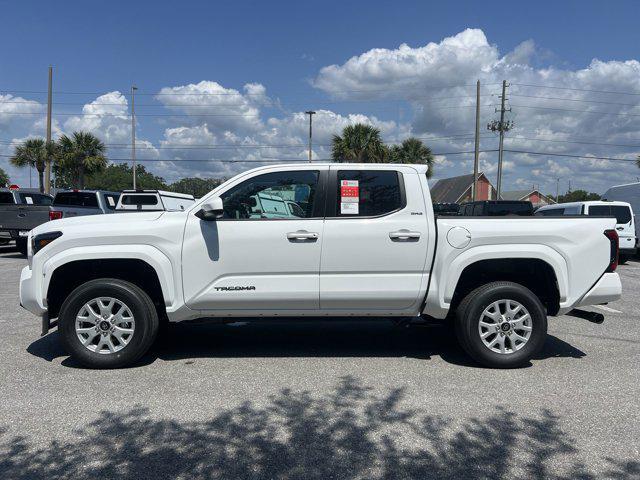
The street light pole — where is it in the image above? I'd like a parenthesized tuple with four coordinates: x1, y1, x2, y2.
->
(45, 66, 53, 194)
(131, 85, 138, 189)
(305, 110, 316, 163)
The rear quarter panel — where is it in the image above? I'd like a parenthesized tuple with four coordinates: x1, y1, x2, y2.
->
(423, 216, 616, 318)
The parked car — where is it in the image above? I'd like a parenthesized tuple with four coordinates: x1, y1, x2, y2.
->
(21, 163, 621, 369)
(0, 187, 53, 255)
(536, 200, 636, 261)
(458, 200, 534, 216)
(49, 190, 120, 221)
(601, 182, 640, 242)
(116, 190, 195, 212)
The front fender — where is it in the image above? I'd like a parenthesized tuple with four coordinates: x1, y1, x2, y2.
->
(41, 245, 178, 309)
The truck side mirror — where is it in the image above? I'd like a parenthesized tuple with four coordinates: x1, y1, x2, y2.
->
(195, 197, 224, 221)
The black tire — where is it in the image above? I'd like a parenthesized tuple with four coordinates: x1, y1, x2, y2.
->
(619, 255, 629, 265)
(454, 281, 547, 368)
(16, 238, 27, 257)
(58, 278, 159, 368)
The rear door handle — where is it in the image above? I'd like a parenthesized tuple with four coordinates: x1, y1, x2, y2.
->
(389, 229, 421, 240)
(286, 230, 319, 241)
(17, 213, 26, 218)
(616, 227, 624, 231)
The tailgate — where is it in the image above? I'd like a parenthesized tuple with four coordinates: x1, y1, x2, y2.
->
(0, 206, 50, 232)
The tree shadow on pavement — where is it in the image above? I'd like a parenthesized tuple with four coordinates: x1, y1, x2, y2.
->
(0, 376, 636, 480)
(27, 320, 586, 368)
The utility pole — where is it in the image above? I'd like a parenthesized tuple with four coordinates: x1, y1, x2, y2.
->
(472, 80, 480, 200)
(131, 86, 138, 189)
(556, 178, 560, 203)
(305, 111, 316, 163)
(44, 66, 53, 194)
(487, 80, 513, 199)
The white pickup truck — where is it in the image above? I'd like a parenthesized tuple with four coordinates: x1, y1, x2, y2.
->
(19, 163, 622, 369)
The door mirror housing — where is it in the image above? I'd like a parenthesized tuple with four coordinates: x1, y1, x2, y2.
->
(195, 197, 224, 221)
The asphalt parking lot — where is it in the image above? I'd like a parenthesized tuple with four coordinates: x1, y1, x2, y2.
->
(0, 245, 638, 480)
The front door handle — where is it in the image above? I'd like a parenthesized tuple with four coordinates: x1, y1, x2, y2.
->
(286, 230, 319, 241)
(616, 227, 624, 231)
(389, 229, 421, 240)
(17, 213, 27, 218)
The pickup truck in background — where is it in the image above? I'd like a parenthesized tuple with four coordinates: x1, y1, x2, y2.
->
(458, 200, 534, 216)
(49, 190, 120, 221)
(116, 189, 195, 212)
(20, 163, 622, 369)
(0, 188, 53, 255)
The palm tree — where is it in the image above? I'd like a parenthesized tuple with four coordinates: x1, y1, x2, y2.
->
(0, 167, 9, 187)
(10, 138, 48, 192)
(389, 138, 435, 178)
(57, 132, 107, 188)
(331, 124, 386, 163)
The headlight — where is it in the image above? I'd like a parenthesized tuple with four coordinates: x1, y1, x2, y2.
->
(32, 231, 62, 255)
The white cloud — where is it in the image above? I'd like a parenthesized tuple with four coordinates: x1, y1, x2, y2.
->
(312, 28, 640, 194)
(4, 28, 640, 194)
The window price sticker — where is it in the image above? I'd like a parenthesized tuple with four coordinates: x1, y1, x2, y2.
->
(340, 180, 359, 203)
(341, 202, 359, 214)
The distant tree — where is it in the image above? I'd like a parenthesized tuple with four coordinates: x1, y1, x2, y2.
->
(332, 124, 386, 163)
(84, 163, 167, 191)
(169, 177, 225, 198)
(56, 132, 107, 188)
(553, 189, 601, 203)
(388, 137, 434, 178)
(9, 138, 48, 192)
(0, 167, 9, 187)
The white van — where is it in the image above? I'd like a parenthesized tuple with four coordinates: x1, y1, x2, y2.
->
(536, 200, 636, 260)
(602, 182, 640, 240)
(116, 190, 195, 212)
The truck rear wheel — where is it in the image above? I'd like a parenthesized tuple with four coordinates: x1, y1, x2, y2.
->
(58, 278, 159, 368)
(455, 281, 547, 368)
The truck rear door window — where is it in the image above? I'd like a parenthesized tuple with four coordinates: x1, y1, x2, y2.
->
(334, 170, 403, 217)
(53, 192, 99, 208)
(104, 194, 120, 210)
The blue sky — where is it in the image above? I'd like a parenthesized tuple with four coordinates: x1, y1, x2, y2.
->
(1, 0, 640, 193)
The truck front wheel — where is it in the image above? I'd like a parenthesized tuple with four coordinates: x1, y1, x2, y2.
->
(58, 278, 159, 368)
(16, 238, 27, 256)
(454, 281, 547, 368)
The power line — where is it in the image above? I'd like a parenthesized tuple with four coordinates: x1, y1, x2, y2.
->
(504, 149, 637, 163)
(511, 83, 640, 96)
(509, 93, 640, 108)
(509, 104, 640, 117)
(507, 136, 640, 149)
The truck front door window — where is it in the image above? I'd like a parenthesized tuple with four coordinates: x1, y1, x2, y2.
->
(220, 171, 319, 219)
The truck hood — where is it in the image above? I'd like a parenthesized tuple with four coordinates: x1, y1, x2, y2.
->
(32, 211, 165, 236)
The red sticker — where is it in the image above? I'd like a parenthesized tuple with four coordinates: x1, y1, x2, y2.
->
(340, 180, 359, 200)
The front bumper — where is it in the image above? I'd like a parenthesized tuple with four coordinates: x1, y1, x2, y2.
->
(19, 266, 47, 316)
(575, 272, 622, 308)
